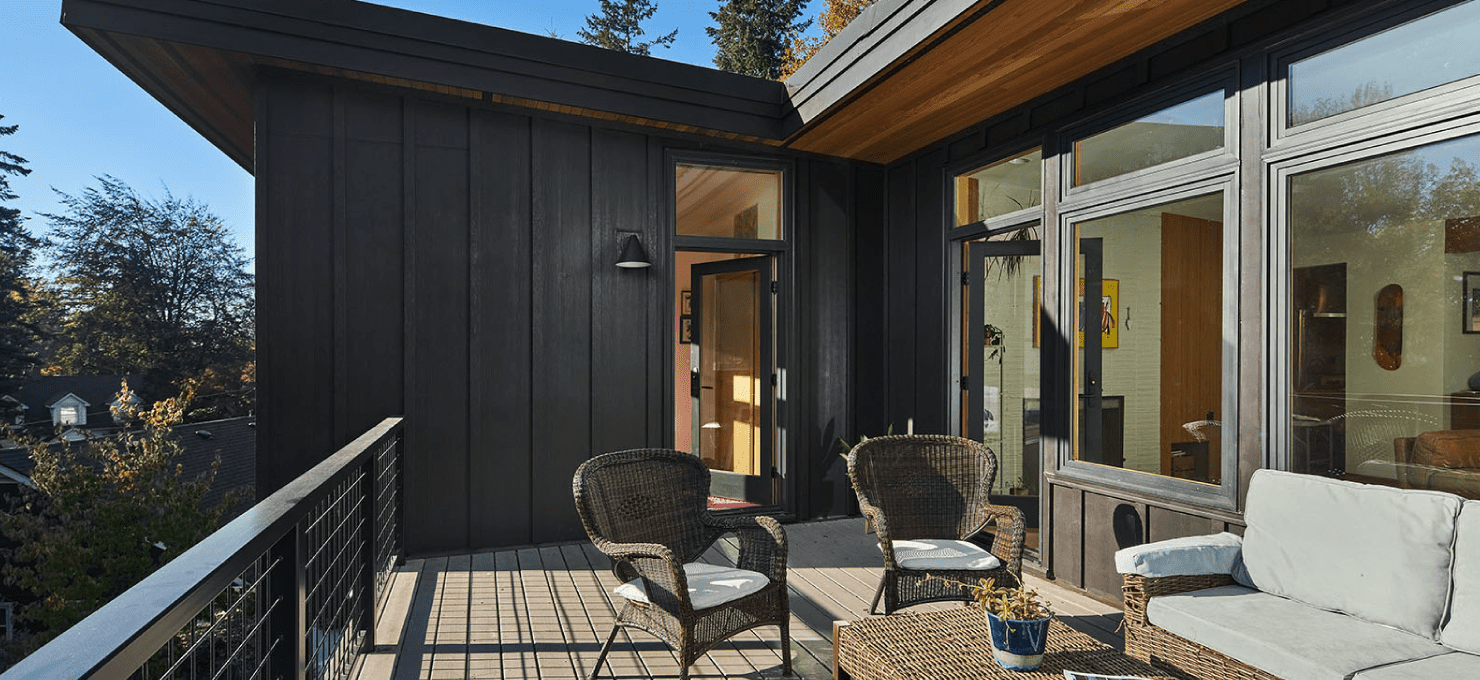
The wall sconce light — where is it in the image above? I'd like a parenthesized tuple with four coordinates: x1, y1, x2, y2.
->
(616, 234, 652, 269)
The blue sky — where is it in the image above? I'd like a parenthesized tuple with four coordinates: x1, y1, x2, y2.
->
(0, 0, 819, 264)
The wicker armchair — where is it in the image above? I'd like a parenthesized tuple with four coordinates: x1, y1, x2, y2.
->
(847, 434, 1025, 614)
(572, 449, 792, 680)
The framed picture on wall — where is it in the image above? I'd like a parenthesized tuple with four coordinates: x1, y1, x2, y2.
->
(681, 290, 692, 315)
(1464, 272, 1480, 334)
(679, 315, 694, 344)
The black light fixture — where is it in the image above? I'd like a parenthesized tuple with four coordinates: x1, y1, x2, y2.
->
(616, 233, 652, 269)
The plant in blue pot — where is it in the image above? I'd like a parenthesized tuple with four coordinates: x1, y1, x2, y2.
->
(925, 573, 1052, 671)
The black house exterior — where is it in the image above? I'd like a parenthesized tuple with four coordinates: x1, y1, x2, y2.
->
(63, 0, 1480, 601)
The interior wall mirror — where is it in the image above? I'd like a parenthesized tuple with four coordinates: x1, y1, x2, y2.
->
(1373, 283, 1403, 370)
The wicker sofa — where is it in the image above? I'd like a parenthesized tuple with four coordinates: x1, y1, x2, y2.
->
(1118, 469, 1480, 680)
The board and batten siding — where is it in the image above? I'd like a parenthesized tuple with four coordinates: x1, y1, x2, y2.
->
(256, 74, 871, 555)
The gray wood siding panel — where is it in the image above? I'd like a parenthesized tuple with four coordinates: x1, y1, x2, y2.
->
(1147, 505, 1218, 544)
(406, 101, 472, 553)
(912, 149, 948, 433)
(469, 110, 534, 548)
(259, 82, 335, 494)
(854, 166, 889, 441)
(343, 92, 405, 444)
(1083, 492, 1140, 603)
(531, 119, 593, 544)
(591, 129, 652, 456)
(1051, 484, 1083, 587)
(805, 160, 854, 518)
(886, 163, 916, 431)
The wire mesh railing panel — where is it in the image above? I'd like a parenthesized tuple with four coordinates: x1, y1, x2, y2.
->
(129, 556, 278, 680)
(303, 471, 367, 680)
(372, 434, 401, 613)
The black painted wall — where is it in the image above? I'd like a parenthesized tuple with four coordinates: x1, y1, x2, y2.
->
(255, 73, 876, 555)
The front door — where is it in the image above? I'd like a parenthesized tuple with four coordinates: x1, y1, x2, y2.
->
(967, 234, 1042, 560)
(691, 256, 774, 504)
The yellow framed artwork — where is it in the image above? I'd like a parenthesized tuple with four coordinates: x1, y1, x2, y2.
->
(1033, 276, 1118, 348)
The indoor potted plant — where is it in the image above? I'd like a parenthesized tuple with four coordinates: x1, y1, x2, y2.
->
(925, 573, 1052, 671)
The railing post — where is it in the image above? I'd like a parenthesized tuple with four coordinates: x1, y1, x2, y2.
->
(359, 452, 377, 651)
(269, 519, 307, 680)
(395, 431, 405, 566)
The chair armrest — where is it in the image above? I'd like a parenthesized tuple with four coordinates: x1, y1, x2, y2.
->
(858, 502, 897, 567)
(981, 503, 1025, 575)
(1121, 573, 1235, 629)
(1113, 532, 1242, 578)
(708, 514, 788, 581)
(592, 539, 691, 611)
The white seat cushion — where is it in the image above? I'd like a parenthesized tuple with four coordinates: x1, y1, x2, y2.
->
(612, 562, 768, 610)
(1148, 584, 1449, 680)
(887, 539, 1003, 571)
(1354, 652, 1480, 679)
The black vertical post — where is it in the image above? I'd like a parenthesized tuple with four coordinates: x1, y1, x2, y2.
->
(395, 430, 405, 566)
(268, 520, 307, 680)
(1079, 238, 1104, 465)
(359, 453, 377, 651)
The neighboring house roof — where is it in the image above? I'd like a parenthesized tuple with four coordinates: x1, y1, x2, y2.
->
(5, 375, 141, 428)
(0, 416, 257, 517)
(59, 0, 1255, 167)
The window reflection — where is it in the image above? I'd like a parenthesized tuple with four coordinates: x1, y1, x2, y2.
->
(675, 164, 783, 239)
(954, 149, 1042, 226)
(1073, 91, 1225, 186)
(1289, 134, 1480, 497)
(1289, 0, 1480, 127)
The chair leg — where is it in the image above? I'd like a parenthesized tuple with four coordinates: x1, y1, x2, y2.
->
(588, 625, 620, 680)
(868, 578, 885, 615)
(780, 619, 793, 677)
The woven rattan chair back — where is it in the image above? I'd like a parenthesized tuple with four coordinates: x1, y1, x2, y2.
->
(848, 434, 997, 540)
(573, 449, 717, 574)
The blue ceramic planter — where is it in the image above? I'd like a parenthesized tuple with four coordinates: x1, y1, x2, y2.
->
(985, 610, 1051, 671)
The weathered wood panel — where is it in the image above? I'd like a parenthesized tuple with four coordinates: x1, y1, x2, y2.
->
(258, 81, 335, 494)
(1050, 484, 1082, 586)
(469, 110, 534, 548)
(530, 119, 594, 544)
(803, 159, 854, 518)
(1083, 492, 1138, 602)
(1148, 505, 1218, 544)
(407, 101, 472, 552)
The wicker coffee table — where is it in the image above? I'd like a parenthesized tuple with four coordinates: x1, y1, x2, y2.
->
(832, 607, 1182, 680)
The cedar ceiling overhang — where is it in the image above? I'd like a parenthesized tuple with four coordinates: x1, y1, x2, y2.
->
(781, 0, 1251, 164)
(58, 0, 794, 174)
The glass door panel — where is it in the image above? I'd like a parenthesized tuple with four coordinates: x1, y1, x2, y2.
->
(967, 230, 1042, 561)
(691, 256, 774, 503)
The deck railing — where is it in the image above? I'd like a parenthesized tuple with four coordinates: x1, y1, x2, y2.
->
(3, 417, 405, 680)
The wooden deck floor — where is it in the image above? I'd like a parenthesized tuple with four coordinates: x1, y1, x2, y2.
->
(355, 518, 1124, 680)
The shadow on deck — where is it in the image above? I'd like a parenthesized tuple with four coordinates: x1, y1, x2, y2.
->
(354, 518, 1123, 680)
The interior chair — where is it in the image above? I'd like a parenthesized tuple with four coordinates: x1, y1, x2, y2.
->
(572, 448, 791, 680)
(848, 434, 1025, 614)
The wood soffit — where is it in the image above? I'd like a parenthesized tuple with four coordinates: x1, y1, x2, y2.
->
(63, 0, 1251, 169)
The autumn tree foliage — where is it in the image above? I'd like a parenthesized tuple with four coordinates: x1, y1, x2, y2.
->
(577, 0, 678, 56)
(780, 0, 875, 79)
(708, 0, 811, 80)
(1, 384, 244, 653)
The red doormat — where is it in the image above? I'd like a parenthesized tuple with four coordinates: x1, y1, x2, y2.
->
(707, 495, 759, 510)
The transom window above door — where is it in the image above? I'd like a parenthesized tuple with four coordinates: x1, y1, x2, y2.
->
(953, 148, 1042, 227)
(675, 163, 783, 240)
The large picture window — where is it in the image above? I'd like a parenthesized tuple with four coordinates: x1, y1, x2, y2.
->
(1287, 133, 1480, 496)
(1073, 193, 1226, 485)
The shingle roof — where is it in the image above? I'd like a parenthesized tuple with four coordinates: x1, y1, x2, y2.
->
(5, 375, 144, 428)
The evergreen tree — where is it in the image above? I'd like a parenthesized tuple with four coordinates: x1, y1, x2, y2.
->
(0, 116, 41, 392)
(781, 0, 875, 78)
(708, 0, 811, 80)
(577, 0, 678, 56)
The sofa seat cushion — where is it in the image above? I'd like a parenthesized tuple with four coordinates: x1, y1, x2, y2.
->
(1442, 501, 1480, 653)
(1147, 585, 1450, 680)
(613, 562, 768, 610)
(886, 539, 1003, 571)
(1352, 652, 1480, 679)
(1241, 469, 1462, 638)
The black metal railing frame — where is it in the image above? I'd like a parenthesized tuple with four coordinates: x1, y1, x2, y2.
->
(3, 417, 405, 680)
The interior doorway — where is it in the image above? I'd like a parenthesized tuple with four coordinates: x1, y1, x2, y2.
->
(674, 250, 777, 507)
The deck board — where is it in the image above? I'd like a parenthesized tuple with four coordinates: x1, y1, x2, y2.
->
(363, 518, 1123, 679)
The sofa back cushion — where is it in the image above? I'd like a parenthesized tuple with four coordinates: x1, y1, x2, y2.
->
(1441, 501, 1480, 653)
(1242, 469, 1461, 639)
